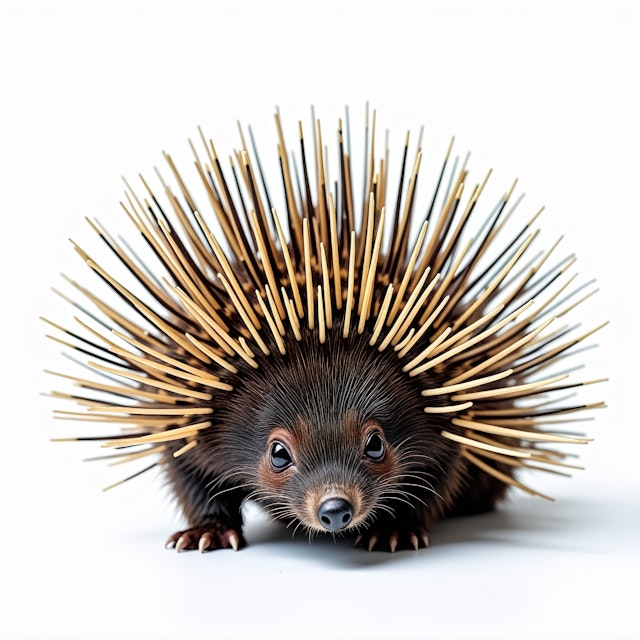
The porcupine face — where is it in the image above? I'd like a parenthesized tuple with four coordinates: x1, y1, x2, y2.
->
(213, 322, 456, 535)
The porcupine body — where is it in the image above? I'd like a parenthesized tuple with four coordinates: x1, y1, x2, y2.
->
(47, 107, 605, 553)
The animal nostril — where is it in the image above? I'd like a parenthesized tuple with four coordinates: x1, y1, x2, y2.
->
(317, 498, 354, 532)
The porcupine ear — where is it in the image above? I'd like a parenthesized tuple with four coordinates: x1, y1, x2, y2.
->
(46, 105, 606, 494)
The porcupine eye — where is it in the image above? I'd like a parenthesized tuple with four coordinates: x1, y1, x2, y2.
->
(363, 432, 385, 461)
(270, 441, 293, 470)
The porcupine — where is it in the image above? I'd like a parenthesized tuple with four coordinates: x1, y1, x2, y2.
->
(46, 107, 606, 553)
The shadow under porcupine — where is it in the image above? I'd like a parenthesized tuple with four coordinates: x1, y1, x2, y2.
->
(46, 107, 606, 553)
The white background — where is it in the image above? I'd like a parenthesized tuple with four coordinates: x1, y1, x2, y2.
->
(1, 1, 638, 639)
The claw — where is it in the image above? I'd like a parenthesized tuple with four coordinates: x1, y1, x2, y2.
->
(199, 533, 212, 553)
(228, 533, 239, 551)
(356, 526, 429, 553)
(176, 535, 189, 553)
(165, 536, 177, 550)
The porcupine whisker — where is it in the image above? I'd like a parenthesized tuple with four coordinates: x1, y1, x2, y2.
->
(242, 489, 280, 509)
(272, 510, 299, 525)
(286, 518, 313, 539)
(396, 463, 441, 484)
(384, 472, 440, 497)
(369, 503, 398, 519)
(379, 471, 441, 503)
(380, 465, 441, 492)
(393, 457, 441, 480)
(391, 436, 442, 463)
(240, 491, 261, 509)
(394, 447, 446, 476)
(204, 472, 249, 498)
(398, 476, 441, 499)
(391, 464, 441, 483)
(387, 486, 432, 507)
(242, 502, 272, 525)
(206, 482, 253, 505)
(205, 466, 248, 491)
(379, 490, 420, 510)
(259, 503, 296, 523)
(286, 520, 303, 538)
(288, 519, 305, 536)
(384, 464, 429, 481)
(248, 489, 298, 518)
(362, 505, 395, 528)
(251, 499, 298, 527)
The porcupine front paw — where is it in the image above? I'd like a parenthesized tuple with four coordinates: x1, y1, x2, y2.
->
(355, 522, 430, 552)
(165, 520, 245, 553)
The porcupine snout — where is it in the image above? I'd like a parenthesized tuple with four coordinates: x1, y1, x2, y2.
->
(317, 497, 354, 532)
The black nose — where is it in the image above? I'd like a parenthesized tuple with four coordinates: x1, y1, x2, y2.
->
(317, 498, 353, 532)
